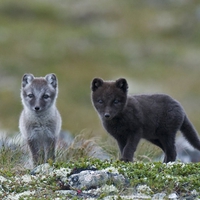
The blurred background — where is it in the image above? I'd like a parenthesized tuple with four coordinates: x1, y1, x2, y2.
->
(0, 0, 200, 159)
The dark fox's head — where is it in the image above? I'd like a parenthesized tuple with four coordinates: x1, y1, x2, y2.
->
(91, 78, 128, 120)
(21, 73, 58, 113)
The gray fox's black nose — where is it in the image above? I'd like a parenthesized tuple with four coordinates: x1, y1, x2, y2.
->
(35, 107, 40, 111)
(104, 113, 110, 118)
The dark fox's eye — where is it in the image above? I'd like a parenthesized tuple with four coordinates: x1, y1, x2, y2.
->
(97, 99, 103, 104)
(43, 94, 50, 99)
(113, 99, 120, 104)
(27, 94, 34, 98)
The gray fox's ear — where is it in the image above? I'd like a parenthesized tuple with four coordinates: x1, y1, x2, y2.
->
(91, 78, 104, 91)
(22, 74, 34, 88)
(45, 73, 57, 88)
(116, 78, 128, 93)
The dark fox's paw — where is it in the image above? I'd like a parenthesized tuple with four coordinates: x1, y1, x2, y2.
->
(120, 158, 133, 162)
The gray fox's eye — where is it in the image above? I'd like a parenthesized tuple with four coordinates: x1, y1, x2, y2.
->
(27, 94, 34, 98)
(43, 94, 50, 99)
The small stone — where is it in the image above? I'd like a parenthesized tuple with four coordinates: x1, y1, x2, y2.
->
(152, 192, 166, 199)
(30, 163, 53, 175)
(168, 193, 178, 199)
(56, 190, 77, 196)
(0, 175, 8, 183)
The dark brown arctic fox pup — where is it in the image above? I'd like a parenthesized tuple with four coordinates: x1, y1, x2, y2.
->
(91, 78, 200, 163)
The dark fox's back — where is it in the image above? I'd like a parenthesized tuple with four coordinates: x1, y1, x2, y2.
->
(132, 93, 179, 106)
(131, 94, 184, 115)
(127, 94, 185, 136)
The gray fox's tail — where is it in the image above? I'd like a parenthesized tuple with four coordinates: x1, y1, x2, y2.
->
(180, 115, 200, 151)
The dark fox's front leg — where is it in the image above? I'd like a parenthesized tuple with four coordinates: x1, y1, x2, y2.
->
(117, 131, 142, 162)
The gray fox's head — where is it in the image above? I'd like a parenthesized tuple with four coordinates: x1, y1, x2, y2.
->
(21, 73, 58, 113)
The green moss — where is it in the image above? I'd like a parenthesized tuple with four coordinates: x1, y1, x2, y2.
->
(1, 157, 200, 199)
(54, 158, 200, 195)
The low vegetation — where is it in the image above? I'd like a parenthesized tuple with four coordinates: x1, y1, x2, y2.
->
(0, 0, 200, 139)
(0, 136, 200, 199)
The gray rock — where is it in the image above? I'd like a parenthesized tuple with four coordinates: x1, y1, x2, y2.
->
(152, 192, 166, 200)
(30, 163, 53, 175)
(168, 192, 178, 199)
(67, 169, 127, 190)
(176, 136, 200, 163)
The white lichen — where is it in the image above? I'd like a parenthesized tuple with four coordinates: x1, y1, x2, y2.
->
(136, 185, 153, 195)
(0, 176, 7, 183)
(103, 167, 119, 174)
(51, 167, 71, 177)
(5, 190, 35, 200)
(20, 174, 33, 183)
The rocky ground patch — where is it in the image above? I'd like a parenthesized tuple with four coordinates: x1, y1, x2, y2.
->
(1, 159, 200, 199)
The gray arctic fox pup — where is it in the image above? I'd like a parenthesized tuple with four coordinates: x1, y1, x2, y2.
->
(91, 77, 200, 163)
(19, 73, 62, 166)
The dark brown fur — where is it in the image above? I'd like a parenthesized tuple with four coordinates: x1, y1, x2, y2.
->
(91, 78, 200, 163)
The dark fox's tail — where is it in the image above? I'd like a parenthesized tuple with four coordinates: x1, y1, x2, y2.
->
(180, 115, 200, 151)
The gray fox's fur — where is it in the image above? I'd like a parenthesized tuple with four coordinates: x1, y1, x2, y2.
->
(19, 73, 62, 166)
(91, 77, 200, 163)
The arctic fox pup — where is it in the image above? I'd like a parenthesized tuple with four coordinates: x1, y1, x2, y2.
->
(91, 77, 200, 163)
(19, 73, 62, 166)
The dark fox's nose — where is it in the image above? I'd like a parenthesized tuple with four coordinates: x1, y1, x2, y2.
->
(104, 113, 110, 118)
(35, 106, 40, 111)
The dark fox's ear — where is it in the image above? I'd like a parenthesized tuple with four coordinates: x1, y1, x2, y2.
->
(116, 78, 128, 93)
(91, 78, 104, 91)
(45, 73, 57, 88)
(22, 74, 34, 88)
